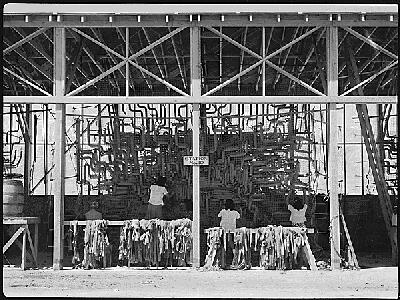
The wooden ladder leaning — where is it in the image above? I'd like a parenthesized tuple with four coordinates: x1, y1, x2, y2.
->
(345, 42, 397, 262)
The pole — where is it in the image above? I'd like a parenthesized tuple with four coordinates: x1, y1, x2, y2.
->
(191, 25, 201, 268)
(326, 25, 341, 270)
(53, 27, 66, 270)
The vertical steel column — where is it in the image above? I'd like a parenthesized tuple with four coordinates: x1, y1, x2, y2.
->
(326, 26, 341, 270)
(125, 27, 129, 97)
(53, 27, 66, 270)
(191, 25, 201, 268)
(262, 27, 266, 125)
(262, 27, 266, 96)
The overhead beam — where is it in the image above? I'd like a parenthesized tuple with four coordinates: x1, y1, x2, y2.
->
(4, 95, 397, 104)
(3, 14, 398, 28)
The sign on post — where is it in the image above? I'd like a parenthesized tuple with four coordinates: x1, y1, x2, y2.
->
(183, 156, 209, 166)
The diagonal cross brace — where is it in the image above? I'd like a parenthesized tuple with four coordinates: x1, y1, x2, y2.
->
(3, 227, 25, 253)
(3, 27, 49, 55)
(343, 27, 398, 60)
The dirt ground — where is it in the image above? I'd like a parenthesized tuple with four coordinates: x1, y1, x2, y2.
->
(2, 266, 398, 298)
(3, 251, 398, 298)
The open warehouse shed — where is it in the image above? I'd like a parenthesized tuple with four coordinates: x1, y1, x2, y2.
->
(2, 4, 398, 272)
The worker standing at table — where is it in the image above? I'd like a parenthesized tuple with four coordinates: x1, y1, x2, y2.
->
(146, 176, 168, 219)
(218, 199, 240, 267)
(286, 191, 308, 227)
(85, 201, 103, 220)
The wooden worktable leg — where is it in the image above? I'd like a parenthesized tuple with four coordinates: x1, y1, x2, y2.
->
(21, 226, 27, 270)
(303, 235, 317, 271)
(34, 223, 39, 265)
(26, 226, 37, 268)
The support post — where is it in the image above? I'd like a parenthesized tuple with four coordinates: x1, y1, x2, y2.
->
(191, 25, 201, 268)
(21, 226, 27, 270)
(53, 27, 66, 271)
(326, 26, 341, 270)
(262, 27, 266, 96)
(24, 104, 32, 205)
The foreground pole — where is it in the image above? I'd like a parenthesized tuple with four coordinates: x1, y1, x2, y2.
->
(191, 25, 201, 268)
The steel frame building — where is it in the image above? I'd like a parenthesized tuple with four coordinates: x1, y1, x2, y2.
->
(3, 4, 398, 270)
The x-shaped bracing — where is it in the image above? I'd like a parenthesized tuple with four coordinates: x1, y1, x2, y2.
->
(67, 27, 189, 97)
(340, 27, 398, 96)
(203, 26, 324, 96)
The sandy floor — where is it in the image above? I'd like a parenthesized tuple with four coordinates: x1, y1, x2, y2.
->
(3, 265, 398, 298)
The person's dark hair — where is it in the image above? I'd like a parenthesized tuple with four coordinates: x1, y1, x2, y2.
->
(225, 199, 235, 210)
(156, 176, 167, 187)
(293, 196, 304, 210)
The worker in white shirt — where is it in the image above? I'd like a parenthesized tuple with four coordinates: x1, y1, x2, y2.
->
(218, 199, 240, 268)
(146, 176, 168, 219)
(286, 191, 308, 227)
(85, 201, 103, 220)
(218, 199, 240, 233)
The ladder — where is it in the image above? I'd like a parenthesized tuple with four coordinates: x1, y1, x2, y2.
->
(345, 43, 397, 258)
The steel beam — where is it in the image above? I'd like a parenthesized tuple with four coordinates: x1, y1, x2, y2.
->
(3, 95, 397, 104)
(3, 14, 398, 28)
(52, 27, 66, 271)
